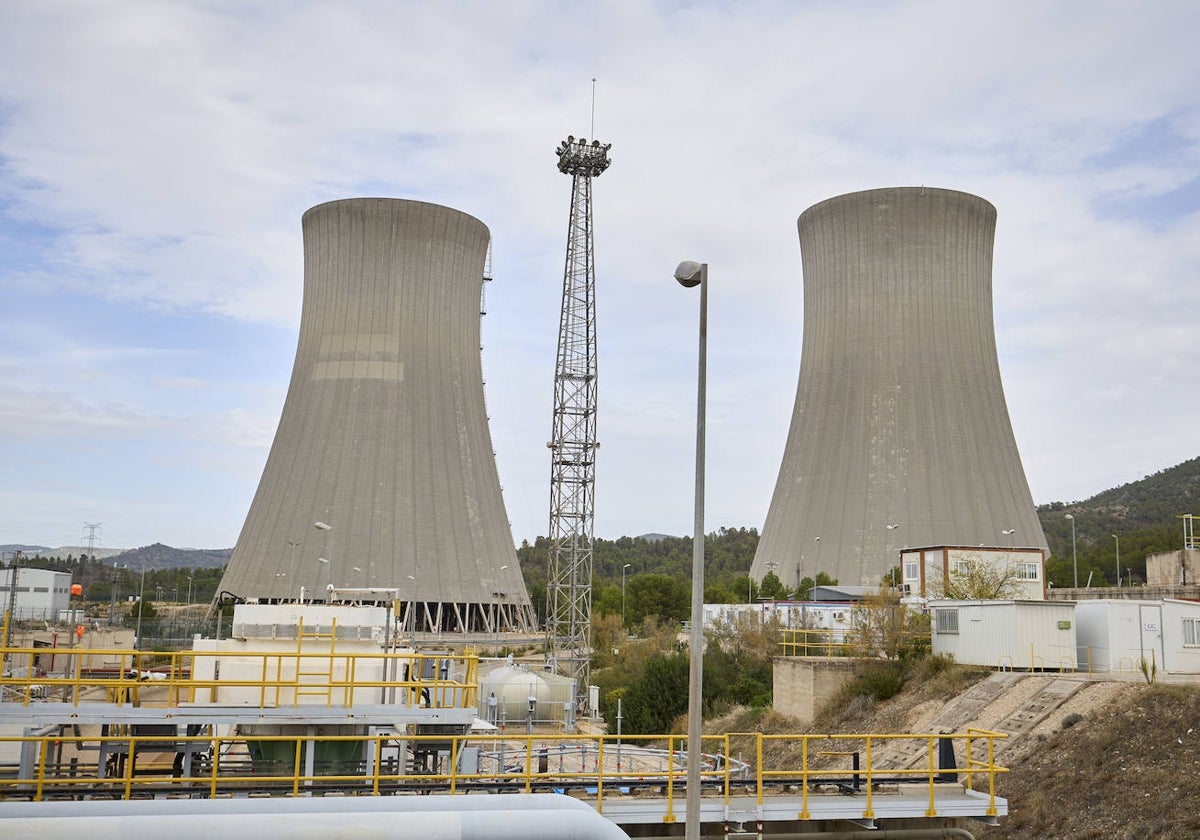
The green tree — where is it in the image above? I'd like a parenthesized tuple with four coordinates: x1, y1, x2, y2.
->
(848, 588, 929, 660)
(616, 651, 690, 733)
(627, 573, 689, 625)
(928, 553, 1022, 600)
(127, 597, 157, 621)
(703, 612, 777, 709)
(759, 571, 788, 600)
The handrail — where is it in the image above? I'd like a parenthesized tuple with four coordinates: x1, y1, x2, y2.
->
(0, 646, 478, 710)
(0, 728, 1008, 816)
(778, 627, 932, 658)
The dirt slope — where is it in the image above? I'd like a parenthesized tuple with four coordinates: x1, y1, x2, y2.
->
(734, 671, 1200, 838)
(979, 682, 1200, 839)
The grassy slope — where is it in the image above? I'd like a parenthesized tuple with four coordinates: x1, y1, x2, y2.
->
(722, 667, 1200, 839)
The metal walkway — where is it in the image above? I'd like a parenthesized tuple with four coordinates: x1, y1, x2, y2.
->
(0, 645, 1008, 831)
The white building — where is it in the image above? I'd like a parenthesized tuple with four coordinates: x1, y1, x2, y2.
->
(900, 545, 1046, 601)
(0, 568, 73, 621)
(929, 599, 1076, 670)
(1074, 598, 1200, 676)
(703, 601, 856, 633)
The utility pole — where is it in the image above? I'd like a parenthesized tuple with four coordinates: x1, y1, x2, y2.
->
(3, 550, 23, 651)
(83, 522, 102, 562)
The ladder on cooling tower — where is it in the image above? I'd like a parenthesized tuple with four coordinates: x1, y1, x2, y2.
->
(294, 618, 338, 707)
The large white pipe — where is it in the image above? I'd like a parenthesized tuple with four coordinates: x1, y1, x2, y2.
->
(0, 792, 592, 817)
(1, 794, 628, 840)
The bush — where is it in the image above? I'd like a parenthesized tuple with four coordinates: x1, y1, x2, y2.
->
(1061, 712, 1084, 730)
(819, 661, 907, 725)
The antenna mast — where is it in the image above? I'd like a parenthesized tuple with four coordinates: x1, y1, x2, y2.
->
(546, 134, 611, 707)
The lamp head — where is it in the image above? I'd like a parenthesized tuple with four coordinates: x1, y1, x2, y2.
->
(674, 260, 704, 288)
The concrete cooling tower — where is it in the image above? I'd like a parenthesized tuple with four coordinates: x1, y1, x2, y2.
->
(752, 187, 1047, 588)
(218, 198, 537, 633)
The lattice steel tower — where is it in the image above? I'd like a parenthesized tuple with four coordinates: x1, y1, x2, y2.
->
(546, 136, 611, 699)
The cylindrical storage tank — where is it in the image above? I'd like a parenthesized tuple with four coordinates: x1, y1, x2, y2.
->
(753, 187, 1047, 588)
(479, 664, 576, 724)
(218, 199, 535, 632)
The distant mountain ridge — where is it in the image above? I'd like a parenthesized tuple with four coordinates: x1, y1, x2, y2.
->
(6, 456, 1198, 579)
(107, 543, 232, 571)
(1038, 456, 1200, 539)
(1037, 455, 1200, 582)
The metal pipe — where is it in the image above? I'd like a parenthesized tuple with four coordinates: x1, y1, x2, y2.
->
(745, 831, 975, 840)
(0, 793, 630, 840)
(0, 792, 599, 816)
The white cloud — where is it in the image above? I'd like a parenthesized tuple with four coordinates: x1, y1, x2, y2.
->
(1, 1, 1198, 547)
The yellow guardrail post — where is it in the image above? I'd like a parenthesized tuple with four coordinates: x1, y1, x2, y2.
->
(595, 736, 605, 813)
(123, 733, 136, 800)
(799, 735, 810, 821)
(372, 731, 383, 796)
(663, 734, 677, 823)
(523, 736, 533, 794)
(34, 736, 48, 801)
(722, 733, 730, 809)
(213, 732, 227, 799)
(292, 737, 304, 796)
(985, 734, 998, 817)
(756, 733, 764, 808)
(862, 736, 874, 819)
(925, 735, 937, 817)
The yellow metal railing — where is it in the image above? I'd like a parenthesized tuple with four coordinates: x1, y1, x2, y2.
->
(0, 728, 1008, 818)
(778, 627, 932, 657)
(0, 646, 478, 711)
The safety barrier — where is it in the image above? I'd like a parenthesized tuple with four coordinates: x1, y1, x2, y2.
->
(778, 627, 932, 658)
(0, 646, 477, 710)
(0, 727, 1007, 820)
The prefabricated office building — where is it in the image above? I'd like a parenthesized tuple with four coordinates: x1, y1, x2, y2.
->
(1074, 598, 1200, 675)
(929, 597, 1200, 674)
(929, 600, 1077, 670)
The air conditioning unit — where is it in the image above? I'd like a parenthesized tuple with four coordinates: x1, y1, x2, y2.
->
(898, 584, 911, 594)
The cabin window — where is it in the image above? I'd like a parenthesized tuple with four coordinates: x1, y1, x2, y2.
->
(934, 608, 959, 634)
(1184, 618, 1200, 647)
(904, 560, 919, 580)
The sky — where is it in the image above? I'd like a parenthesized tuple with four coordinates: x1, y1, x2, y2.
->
(1, 1, 1198, 552)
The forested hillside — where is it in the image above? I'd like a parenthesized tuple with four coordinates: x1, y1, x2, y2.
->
(517, 527, 772, 626)
(515, 454, 1200, 616)
(1038, 455, 1200, 587)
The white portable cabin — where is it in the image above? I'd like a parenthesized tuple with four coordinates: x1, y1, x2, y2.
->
(703, 601, 856, 637)
(1075, 598, 1200, 675)
(928, 600, 1077, 670)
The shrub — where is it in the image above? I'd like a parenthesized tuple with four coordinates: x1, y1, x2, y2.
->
(1061, 713, 1084, 730)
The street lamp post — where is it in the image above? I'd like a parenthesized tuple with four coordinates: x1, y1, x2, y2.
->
(674, 258, 706, 840)
(1113, 534, 1120, 587)
(1064, 514, 1077, 588)
(135, 562, 146, 650)
(314, 521, 333, 598)
(317, 558, 330, 600)
(621, 563, 631, 627)
(110, 562, 120, 627)
(812, 536, 822, 589)
(493, 564, 509, 650)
